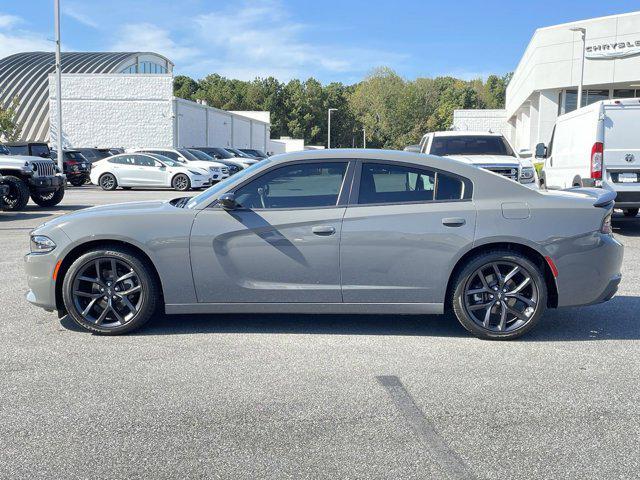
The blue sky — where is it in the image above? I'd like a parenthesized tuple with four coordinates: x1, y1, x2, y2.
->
(1, 1, 638, 83)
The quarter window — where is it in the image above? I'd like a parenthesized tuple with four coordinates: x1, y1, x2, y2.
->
(358, 163, 465, 205)
(234, 162, 348, 209)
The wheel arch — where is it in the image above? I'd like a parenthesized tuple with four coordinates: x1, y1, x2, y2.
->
(54, 239, 164, 315)
(444, 241, 559, 310)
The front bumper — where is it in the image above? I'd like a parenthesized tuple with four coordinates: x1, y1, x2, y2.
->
(28, 174, 66, 191)
(554, 233, 624, 308)
(191, 177, 212, 188)
(25, 252, 59, 311)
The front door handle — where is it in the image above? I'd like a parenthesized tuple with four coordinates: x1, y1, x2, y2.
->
(442, 217, 466, 227)
(312, 225, 336, 235)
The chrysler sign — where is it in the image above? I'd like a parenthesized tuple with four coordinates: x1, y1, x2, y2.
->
(586, 40, 640, 59)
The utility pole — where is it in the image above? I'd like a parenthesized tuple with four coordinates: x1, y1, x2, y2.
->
(327, 108, 337, 149)
(54, 0, 64, 170)
(570, 27, 587, 109)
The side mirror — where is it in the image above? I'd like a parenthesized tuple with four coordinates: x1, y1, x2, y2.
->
(219, 192, 237, 210)
(535, 143, 547, 159)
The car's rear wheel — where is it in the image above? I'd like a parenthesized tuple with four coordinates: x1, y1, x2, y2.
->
(99, 173, 117, 191)
(623, 208, 638, 218)
(172, 174, 190, 191)
(452, 250, 547, 340)
(62, 248, 159, 334)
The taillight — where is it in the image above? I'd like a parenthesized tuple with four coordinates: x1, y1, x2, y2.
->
(601, 211, 613, 234)
(591, 142, 603, 179)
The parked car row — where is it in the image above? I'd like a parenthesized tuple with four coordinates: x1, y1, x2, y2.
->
(1, 142, 269, 208)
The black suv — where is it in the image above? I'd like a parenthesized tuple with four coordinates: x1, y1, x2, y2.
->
(51, 150, 92, 186)
(73, 148, 113, 163)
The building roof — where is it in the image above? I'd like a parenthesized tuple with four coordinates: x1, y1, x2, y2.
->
(0, 51, 172, 141)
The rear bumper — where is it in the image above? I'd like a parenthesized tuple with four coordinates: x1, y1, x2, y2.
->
(554, 233, 624, 308)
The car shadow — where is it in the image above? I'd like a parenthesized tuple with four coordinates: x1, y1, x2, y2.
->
(612, 216, 640, 237)
(59, 295, 640, 341)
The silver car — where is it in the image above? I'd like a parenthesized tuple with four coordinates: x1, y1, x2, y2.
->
(25, 149, 623, 339)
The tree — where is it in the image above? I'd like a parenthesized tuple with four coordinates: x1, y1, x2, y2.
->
(0, 96, 21, 142)
(173, 75, 199, 101)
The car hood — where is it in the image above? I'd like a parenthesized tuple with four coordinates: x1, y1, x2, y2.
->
(445, 155, 527, 166)
(0, 155, 48, 166)
(34, 200, 173, 232)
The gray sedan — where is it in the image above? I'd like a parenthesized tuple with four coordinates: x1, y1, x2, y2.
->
(25, 149, 623, 339)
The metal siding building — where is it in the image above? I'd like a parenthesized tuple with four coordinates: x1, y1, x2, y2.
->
(0, 51, 172, 142)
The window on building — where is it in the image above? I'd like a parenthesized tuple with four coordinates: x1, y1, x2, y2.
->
(613, 89, 638, 99)
(564, 89, 611, 113)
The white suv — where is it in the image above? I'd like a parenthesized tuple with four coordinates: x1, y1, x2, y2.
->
(133, 148, 229, 182)
(418, 131, 539, 189)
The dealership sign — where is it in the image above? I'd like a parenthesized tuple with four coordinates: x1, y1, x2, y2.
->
(586, 40, 640, 59)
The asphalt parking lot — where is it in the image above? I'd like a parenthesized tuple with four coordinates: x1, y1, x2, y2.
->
(1, 186, 639, 479)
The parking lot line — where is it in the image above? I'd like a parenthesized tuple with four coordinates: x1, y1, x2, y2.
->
(377, 375, 476, 480)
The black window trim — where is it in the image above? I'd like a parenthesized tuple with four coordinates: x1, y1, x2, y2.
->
(348, 159, 473, 208)
(208, 158, 357, 211)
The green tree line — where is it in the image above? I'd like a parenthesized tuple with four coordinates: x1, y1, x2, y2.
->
(174, 67, 511, 150)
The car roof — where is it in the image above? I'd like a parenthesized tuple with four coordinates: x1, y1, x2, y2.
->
(431, 131, 504, 137)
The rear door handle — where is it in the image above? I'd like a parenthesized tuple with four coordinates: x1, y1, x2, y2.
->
(312, 225, 336, 235)
(442, 217, 466, 227)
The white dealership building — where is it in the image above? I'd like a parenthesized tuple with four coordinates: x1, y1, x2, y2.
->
(454, 11, 640, 155)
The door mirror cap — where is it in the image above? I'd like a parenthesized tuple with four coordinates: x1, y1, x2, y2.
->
(535, 143, 547, 159)
(219, 192, 237, 210)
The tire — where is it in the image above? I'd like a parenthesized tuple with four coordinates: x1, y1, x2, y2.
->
(69, 176, 86, 187)
(451, 250, 547, 340)
(623, 208, 639, 218)
(99, 173, 117, 191)
(1, 175, 30, 211)
(172, 173, 191, 191)
(62, 247, 160, 335)
(30, 186, 65, 207)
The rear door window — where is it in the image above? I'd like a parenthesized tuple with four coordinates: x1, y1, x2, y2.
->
(357, 162, 466, 205)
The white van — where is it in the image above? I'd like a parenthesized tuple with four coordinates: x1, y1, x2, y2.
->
(537, 98, 640, 217)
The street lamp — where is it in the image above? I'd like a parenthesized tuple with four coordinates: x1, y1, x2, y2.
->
(327, 108, 337, 149)
(570, 26, 587, 110)
(54, 0, 64, 171)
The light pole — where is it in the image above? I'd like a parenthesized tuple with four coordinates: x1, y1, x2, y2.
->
(327, 108, 337, 149)
(362, 127, 366, 148)
(570, 26, 587, 110)
(54, 0, 64, 171)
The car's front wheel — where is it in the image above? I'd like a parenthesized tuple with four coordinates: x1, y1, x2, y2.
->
(31, 186, 65, 207)
(62, 247, 160, 334)
(451, 250, 547, 340)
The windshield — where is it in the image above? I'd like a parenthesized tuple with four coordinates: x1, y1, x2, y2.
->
(177, 149, 200, 161)
(187, 149, 215, 161)
(430, 135, 516, 157)
(64, 151, 87, 162)
(148, 153, 182, 167)
(185, 159, 270, 209)
(226, 148, 253, 158)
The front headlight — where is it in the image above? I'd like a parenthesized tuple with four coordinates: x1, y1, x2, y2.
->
(519, 167, 535, 183)
(188, 170, 203, 176)
(30, 235, 56, 254)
